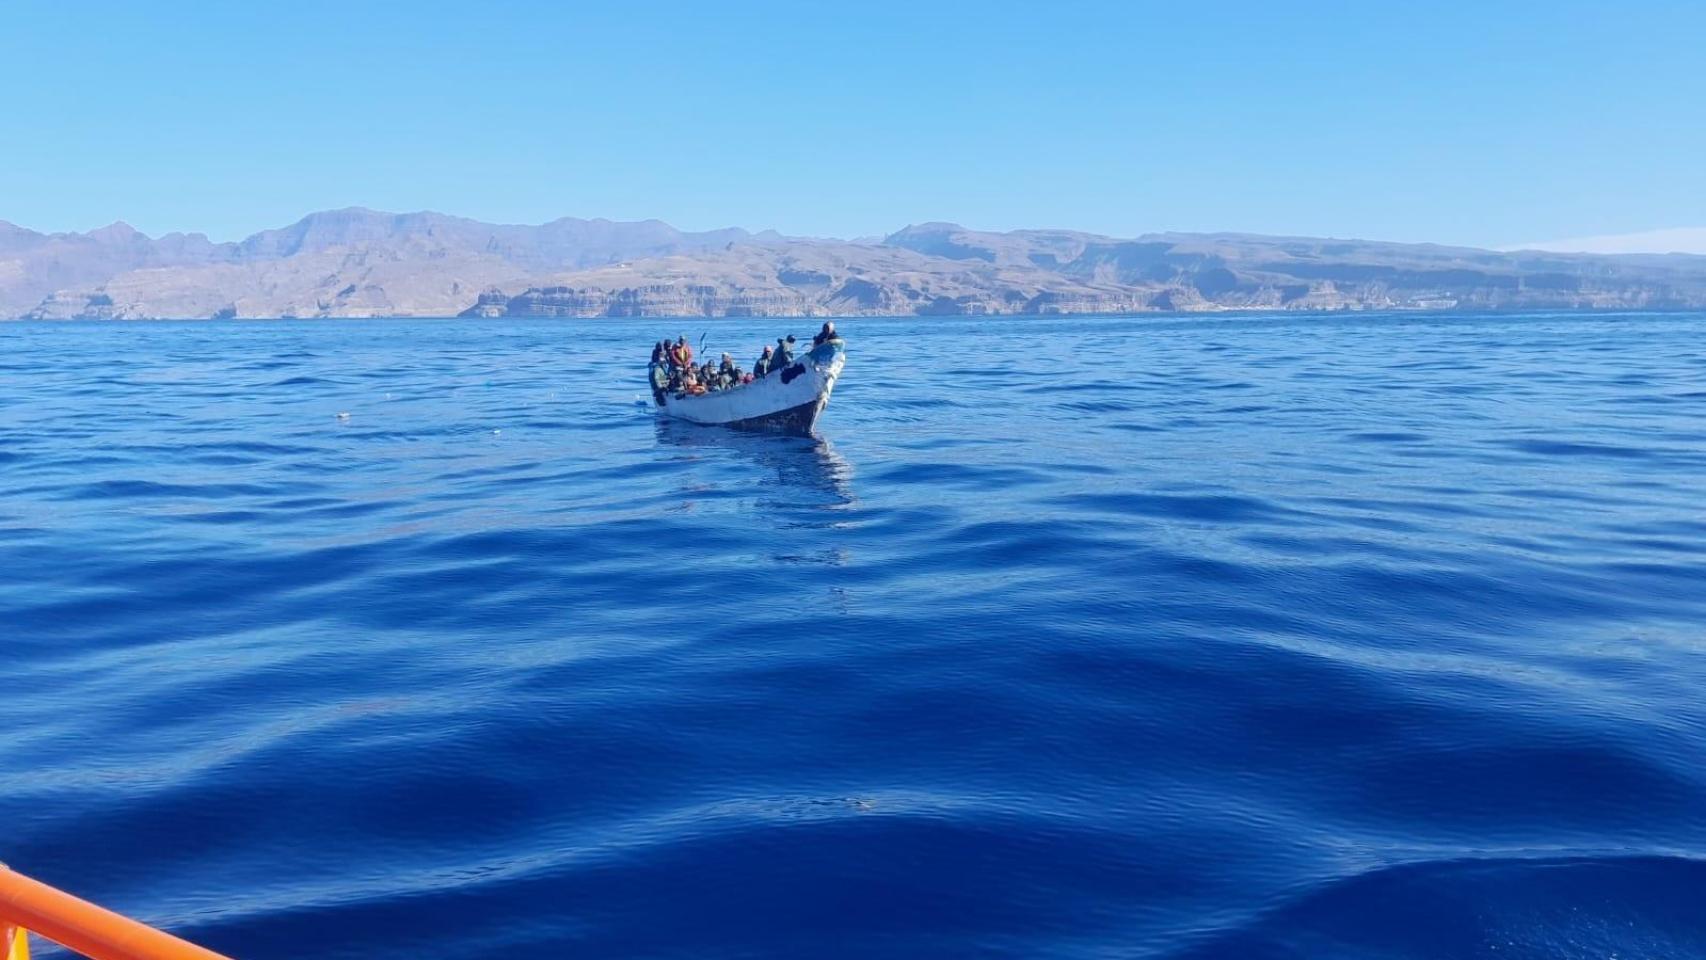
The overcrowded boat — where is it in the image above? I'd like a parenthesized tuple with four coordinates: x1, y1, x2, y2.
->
(647, 323, 846, 436)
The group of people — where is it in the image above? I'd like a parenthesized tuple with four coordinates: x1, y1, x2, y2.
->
(647, 322, 838, 404)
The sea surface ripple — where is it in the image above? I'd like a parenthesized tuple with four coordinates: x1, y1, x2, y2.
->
(3, 312, 1705, 958)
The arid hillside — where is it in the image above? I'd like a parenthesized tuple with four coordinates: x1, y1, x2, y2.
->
(7, 210, 1706, 319)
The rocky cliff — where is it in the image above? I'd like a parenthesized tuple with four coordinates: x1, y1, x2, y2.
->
(7, 210, 1706, 320)
(465, 226, 1706, 318)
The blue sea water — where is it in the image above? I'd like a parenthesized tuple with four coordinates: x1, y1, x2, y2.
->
(2, 311, 1705, 959)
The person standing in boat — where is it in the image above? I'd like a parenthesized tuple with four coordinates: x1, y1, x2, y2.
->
(812, 321, 837, 347)
(753, 344, 774, 378)
(647, 344, 670, 405)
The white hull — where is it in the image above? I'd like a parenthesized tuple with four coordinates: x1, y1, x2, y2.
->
(661, 340, 845, 435)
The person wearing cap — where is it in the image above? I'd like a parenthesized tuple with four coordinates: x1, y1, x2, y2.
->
(753, 344, 774, 377)
(775, 334, 795, 367)
(671, 335, 693, 369)
(719, 352, 742, 387)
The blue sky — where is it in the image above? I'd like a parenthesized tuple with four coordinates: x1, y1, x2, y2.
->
(2, 0, 1702, 247)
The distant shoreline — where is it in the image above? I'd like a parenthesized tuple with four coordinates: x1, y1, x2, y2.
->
(10, 306, 1705, 325)
(6, 209, 1705, 322)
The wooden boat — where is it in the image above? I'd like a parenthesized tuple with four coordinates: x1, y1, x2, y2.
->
(659, 338, 845, 435)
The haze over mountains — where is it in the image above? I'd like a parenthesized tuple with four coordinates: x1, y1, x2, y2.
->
(5, 208, 1706, 320)
(1507, 227, 1706, 257)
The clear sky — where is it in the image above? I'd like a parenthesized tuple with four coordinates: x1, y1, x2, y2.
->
(2, 0, 1702, 248)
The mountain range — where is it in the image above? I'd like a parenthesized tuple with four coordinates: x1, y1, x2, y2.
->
(6, 208, 1706, 320)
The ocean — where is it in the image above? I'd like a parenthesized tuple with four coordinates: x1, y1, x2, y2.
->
(3, 312, 1704, 958)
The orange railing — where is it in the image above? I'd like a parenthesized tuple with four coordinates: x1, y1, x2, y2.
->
(0, 864, 231, 960)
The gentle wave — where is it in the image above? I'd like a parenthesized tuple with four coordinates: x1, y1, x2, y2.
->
(3, 312, 1706, 958)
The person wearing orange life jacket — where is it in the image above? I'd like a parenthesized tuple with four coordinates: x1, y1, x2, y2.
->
(670, 335, 693, 369)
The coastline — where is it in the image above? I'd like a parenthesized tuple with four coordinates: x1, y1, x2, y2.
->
(9, 305, 1706, 324)
(8, 213, 1706, 323)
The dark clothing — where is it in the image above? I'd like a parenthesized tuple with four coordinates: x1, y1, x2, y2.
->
(774, 340, 795, 367)
(754, 354, 772, 377)
(648, 360, 669, 405)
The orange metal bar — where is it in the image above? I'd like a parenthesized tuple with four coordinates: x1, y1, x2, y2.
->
(0, 865, 230, 960)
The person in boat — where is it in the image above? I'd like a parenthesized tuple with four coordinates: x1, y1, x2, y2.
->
(680, 364, 706, 395)
(699, 360, 720, 390)
(753, 344, 774, 378)
(647, 344, 670, 405)
(719, 353, 742, 386)
(671, 335, 694, 370)
(774, 335, 795, 368)
(812, 321, 838, 347)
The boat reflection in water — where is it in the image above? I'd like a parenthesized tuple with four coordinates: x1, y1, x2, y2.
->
(652, 417, 856, 512)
